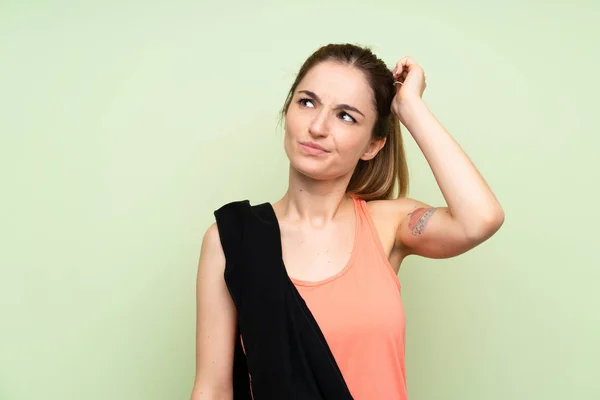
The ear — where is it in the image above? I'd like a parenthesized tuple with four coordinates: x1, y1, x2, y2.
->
(360, 137, 387, 161)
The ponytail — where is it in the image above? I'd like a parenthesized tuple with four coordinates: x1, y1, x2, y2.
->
(347, 114, 409, 201)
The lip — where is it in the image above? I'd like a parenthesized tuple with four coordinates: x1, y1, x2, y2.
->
(299, 141, 329, 155)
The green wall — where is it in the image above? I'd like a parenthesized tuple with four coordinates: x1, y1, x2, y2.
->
(1, 1, 598, 399)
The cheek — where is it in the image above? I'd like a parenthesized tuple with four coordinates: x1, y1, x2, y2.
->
(283, 111, 306, 153)
(283, 117, 297, 158)
(284, 120, 293, 140)
(335, 130, 371, 159)
(284, 110, 302, 136)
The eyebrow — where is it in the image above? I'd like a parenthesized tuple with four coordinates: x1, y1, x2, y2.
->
(297, 90, 365, 118)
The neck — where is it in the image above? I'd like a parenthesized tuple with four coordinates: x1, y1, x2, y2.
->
(273, 164, 355, 226)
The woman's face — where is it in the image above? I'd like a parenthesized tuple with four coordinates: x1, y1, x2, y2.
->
(284, 61, 383, 181)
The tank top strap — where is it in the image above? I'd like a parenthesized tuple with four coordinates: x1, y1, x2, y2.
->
(349, 195, 401, 292)
(348, 195, 370, 243)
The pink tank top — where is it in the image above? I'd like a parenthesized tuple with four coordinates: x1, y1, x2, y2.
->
(291, 195, 407, 399)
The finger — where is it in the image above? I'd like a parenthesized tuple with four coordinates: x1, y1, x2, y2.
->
(393, 58, 408, 75)
(394, 68, 409, 81)
(393, 56, 418, 77)
(398, 56, 412, 70)
(403, 57, 423, 74)
(393, 58, 405, 74)
(393, 68, 409, 85)
(403, 56, 417, 67)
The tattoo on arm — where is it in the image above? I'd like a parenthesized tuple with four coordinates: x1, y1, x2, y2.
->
(408, 207, 437, 235)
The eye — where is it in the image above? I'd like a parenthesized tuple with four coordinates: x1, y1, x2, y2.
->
(298, 98, 315, 108)
(339, 112, 357, 123)
(298, 98, 356, 124)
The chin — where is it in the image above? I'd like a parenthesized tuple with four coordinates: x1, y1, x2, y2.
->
(294, 164, 332, 181)
(286, 152, 337, 181)
(284, 137, 342, 181)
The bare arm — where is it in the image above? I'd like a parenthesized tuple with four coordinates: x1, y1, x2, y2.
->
(398, 99, 504, 239)
(391, 57, 504, 258)
(392, 99, 504, 258)
(190, 223, 237, 400)
(393, 198, 499, 259)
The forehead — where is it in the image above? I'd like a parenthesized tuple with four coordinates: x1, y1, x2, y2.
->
(297, 61, 375, 113)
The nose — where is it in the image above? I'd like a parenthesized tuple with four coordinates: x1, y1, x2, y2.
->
(308, 109, 330, 138)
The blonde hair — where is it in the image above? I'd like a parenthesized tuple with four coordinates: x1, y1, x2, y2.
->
(280, 43, 408, 200)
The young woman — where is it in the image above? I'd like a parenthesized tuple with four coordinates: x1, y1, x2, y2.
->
(191, 43, 504, 400)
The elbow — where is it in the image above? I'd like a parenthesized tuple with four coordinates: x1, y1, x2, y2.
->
(465, 207, 505, 242)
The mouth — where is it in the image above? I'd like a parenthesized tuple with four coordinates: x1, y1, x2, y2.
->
(299, 141, 329, 155)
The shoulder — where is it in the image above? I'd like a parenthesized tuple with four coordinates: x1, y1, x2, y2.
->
(201, 223, 224, 259)
(202, 200, 250, 256)
(214, 199, 272, 216)
(203, 222, 220, 244)
(211, 198, 274, 256)
(214, 199, 252, 215)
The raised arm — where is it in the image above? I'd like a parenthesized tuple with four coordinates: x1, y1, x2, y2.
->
(391, 57, 504, 259)
(190, 223, 237, 400)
